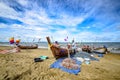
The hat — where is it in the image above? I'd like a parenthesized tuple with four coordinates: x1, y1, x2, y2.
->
(55, 41, 58, 44)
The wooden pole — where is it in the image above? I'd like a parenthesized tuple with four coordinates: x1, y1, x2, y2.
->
(46, 36, 52, 50)
(46, 37, 52, 46)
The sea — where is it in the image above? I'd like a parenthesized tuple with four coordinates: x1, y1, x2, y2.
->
(0, 42, 120, 49)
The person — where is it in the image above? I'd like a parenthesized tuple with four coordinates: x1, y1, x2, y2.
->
(53, 41, 60, 48)
(103, 45, 108, 54)
(71, 39, 76, 54)
(86, 45, 91, 53)
(82, 45, 87, 51)
(82, 45, 91, 53)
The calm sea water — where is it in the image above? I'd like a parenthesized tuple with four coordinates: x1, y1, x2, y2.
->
(0, 42, 120, 49)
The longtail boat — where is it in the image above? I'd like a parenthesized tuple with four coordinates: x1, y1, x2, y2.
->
(46, 37, 74, 59)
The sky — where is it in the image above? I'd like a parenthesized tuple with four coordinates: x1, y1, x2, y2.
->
(0, 0, 120, 42)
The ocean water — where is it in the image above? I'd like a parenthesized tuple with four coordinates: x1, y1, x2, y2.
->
(0, 42, 120, 49)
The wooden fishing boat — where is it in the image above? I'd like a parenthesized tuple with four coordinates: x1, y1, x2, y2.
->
(82, 48, 91, 53)
(92, 48, 108, 54)
(18, 44, 38, 49)
(46, 37, 73, 59)
(82, 45, 92, 53)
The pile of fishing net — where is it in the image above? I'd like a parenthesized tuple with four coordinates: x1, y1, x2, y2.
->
(61, 58, 80, 69)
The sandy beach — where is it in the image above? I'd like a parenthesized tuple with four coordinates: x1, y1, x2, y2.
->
(0, 46, 120, 80)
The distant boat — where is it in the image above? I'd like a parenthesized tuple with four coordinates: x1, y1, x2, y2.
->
(110, 50, 120, 54)
(18, 44, 38, 49)
(109, 48, 120, 54)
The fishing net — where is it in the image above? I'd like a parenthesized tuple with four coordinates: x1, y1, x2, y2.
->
(61, 58, 80, 70)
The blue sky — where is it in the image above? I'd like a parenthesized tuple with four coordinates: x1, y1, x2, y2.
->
(0, 0, 120, 42)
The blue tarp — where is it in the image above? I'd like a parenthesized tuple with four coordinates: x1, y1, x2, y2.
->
(50, 51, 99, 74)
(50, 57, 82, 75)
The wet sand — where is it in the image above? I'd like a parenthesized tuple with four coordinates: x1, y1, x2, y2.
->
(0, 46, 120, 80)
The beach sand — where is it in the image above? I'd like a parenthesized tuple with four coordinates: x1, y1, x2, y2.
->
(0, 46, 120, 80)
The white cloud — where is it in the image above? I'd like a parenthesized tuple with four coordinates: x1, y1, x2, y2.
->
(20, 9, 85, 27)
(53, 15, 85, 27)
(0, 23, 8, 28)
(0, 2, 20, 19)
(21, 9, 48, 25)
(0, 0, 120, 42)
(17, 0, 29, 6)
(75, 31, 120, 42)
(12, 24, 25, 29)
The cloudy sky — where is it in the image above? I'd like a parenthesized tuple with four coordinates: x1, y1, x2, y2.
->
(0, 0, 120, 42)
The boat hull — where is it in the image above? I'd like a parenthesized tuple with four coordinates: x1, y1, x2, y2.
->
(18, 44, 38, 49)
(92, 48, 107, 54)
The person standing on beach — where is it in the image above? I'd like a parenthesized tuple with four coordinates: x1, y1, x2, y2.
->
(72, 39, 76, 54)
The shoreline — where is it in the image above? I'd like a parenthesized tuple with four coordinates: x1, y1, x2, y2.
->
(1, 45, 120, 54)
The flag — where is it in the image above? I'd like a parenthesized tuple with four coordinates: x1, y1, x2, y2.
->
(38, 38, 41, 42)
(67, 36, 68, 39)
(16, 39, 20, 45)
(64, 36, 68, 41)
(9, 37, 14, 44)
(64, 39, 67, 41)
